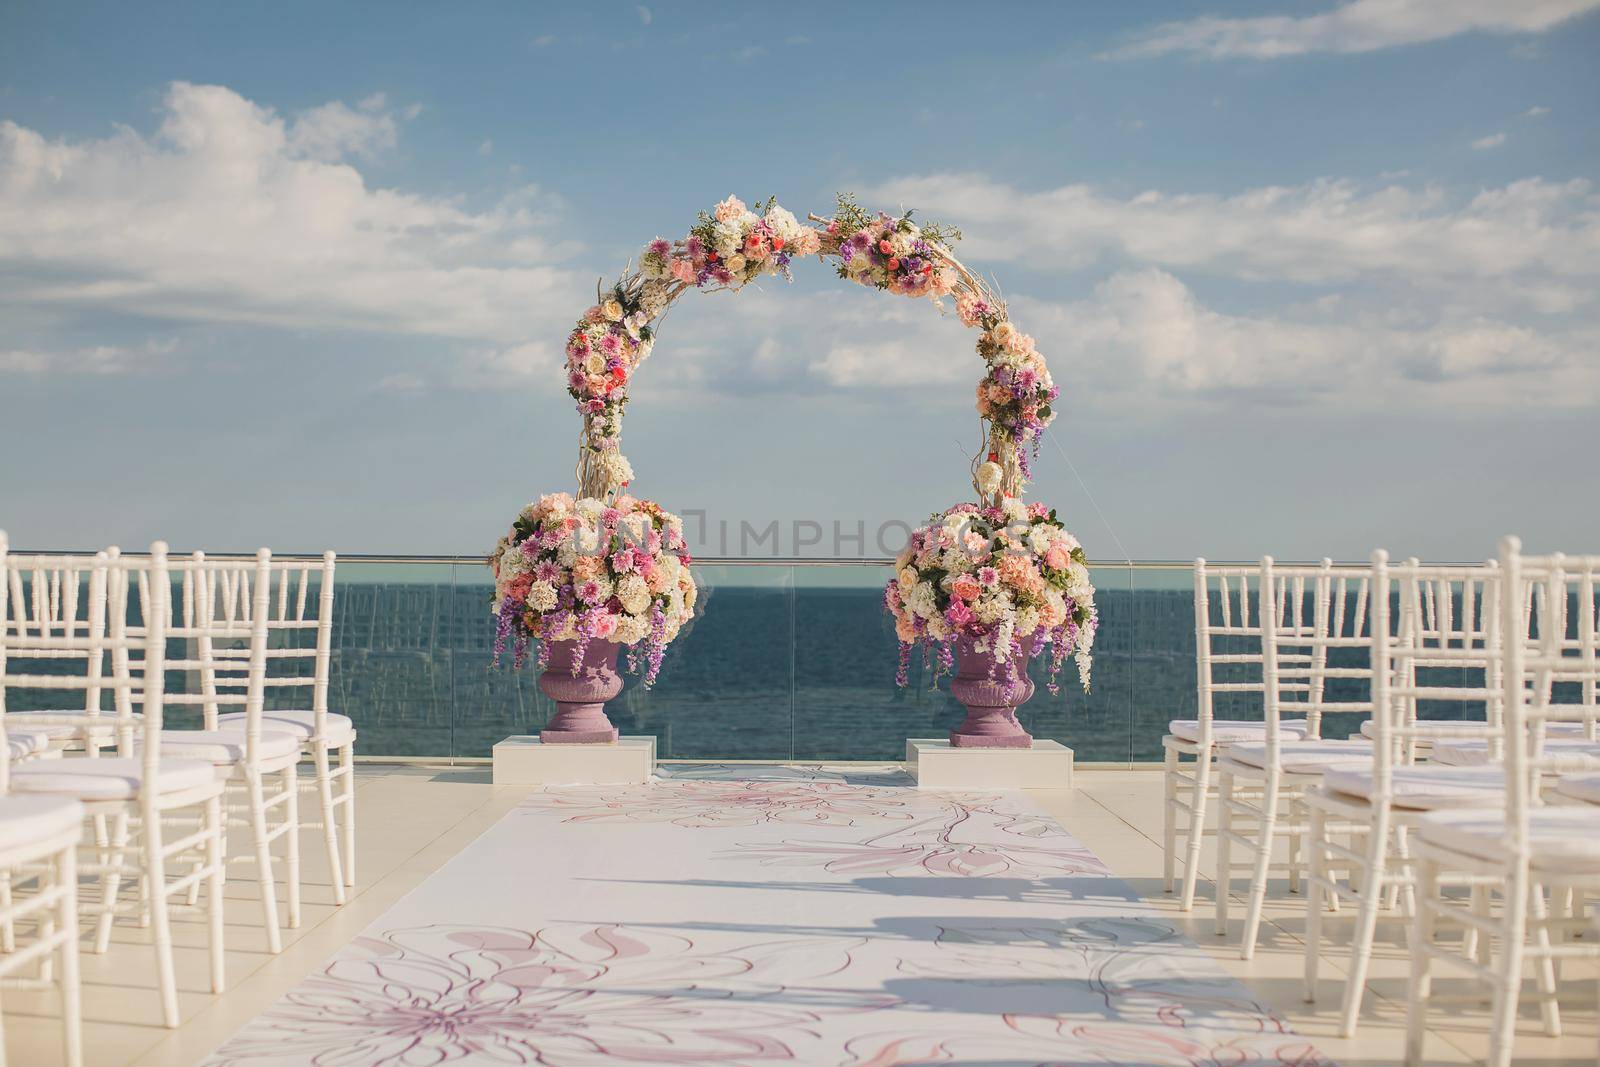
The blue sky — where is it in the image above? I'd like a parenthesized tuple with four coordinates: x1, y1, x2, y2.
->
(2, 0, 1597, 560)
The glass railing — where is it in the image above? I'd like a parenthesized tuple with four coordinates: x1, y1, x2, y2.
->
(323, 556, 1203, 764)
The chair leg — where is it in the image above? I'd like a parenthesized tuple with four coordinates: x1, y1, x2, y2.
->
(58, 844, 83, 1067)
(93, 811, 130, 954)
(245, 771, 282, 955)
(1241, 774, 1280, 960)
(1339, 806, 1391, 1038)
(1529, 883, 1561, 1038)
(0, 876, 13, 954)
(313, 744, 345, 905)
(1162, 745, 1178, 894)
(1488, 875, 1529, 1067)
(205, 795, 226, 995)
(1303, 803, 1325, 1004)
(284, 763, 301, 929)
(143, 810, 180, 1028)
(1215, 769, 1233, 937)
(339, 742, 356, 888)
(1180, 746, 1212, 911)
(1404, 855, 1438, 1065)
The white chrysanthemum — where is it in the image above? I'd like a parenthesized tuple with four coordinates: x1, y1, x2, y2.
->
(617, 574, 650, 615)
(556, 537, 578, 567)
(527, 581, 558, 612)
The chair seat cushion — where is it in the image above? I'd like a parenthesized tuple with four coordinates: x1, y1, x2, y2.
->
(215, 710, 355, 746)
(1432, 738, 1600, 771)
(5, 728, 58, 761)
(1357, 720, 1589, 741)
(1226, 740, 1373, 774)
(1169, 719, 1310, 744)
(1323, 765, 1506, 810)
(0, 795, 85, 850)
(136, 729, 301, 765)
(1556, 772, 1600, 805)
(8, 757, 218, 800)
(1419, 807, 1600, 873)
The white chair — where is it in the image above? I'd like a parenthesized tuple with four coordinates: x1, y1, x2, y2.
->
(1163, 560, 1313, 911)
(132, 550, 302, 952)
(1303, 555, 1505, 1036)
(1406, 539, 1600, 1067)
(211, 553, 354, 904)
(1215, 558, 1376, 958)
(0, 548, 84, 1066)
(2, 542, 226, 1028)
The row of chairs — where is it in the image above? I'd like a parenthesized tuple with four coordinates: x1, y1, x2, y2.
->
(0, 535, 358, 1065)
(1162, 538, 1599, 1066)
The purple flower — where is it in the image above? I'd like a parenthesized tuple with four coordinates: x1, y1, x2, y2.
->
(648, 238, 670, 256)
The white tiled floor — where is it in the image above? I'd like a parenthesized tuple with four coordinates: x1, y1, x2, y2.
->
(3, 765, 1596, 1066)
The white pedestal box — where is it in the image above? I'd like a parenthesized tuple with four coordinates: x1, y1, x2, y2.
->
(906, 738, 1074, 790)
(492, 736, 656, 786)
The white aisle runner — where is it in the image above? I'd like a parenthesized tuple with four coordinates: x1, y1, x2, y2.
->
(203, 765, 1331, 1066)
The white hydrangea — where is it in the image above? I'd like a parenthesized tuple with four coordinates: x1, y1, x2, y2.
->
(974, 592, 1008, 624)
(556, 537, 578, 567)
(614, 615, 650, 644)
(527, 581, 558, 612)
(1016, 606, 1041, 636)
(976, 462, 1003, 495)
(617, 573, 651, 615)
(908, 582, 938, 619)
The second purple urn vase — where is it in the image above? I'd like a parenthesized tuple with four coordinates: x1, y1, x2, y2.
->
(948, 634, 1036, 748)
(538, 639, 623, 744)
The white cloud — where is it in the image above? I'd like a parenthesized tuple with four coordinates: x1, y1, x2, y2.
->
(0, 82, 587, 348)
(731, 45, 767, 63)
(0, 338, 175, 375)
(635, 5, 652, 26)
(1104, 0, 1600, 60)
(478, 137, 494, 156)
(1523, 105, 1551, 117)
(532, 34, 555, 47)
(1471, 131, 1508, 150)
(285, 92, 401, 161)
(868, 173, 1600, 288)
(1014, 270, 1596, 407)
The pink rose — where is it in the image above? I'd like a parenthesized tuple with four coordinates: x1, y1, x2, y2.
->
(1045, 546, 1070, 571)
(951, 575, 981, 602)
(591, 612, 619, 639)
(945, 600, 973, 627)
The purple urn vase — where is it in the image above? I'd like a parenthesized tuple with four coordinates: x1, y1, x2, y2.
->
(538, 639, 623, 744)
(948, 634, 1036, 748)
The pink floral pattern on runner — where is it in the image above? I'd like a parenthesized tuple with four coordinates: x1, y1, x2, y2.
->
(207, 922, 891, 1066)
(204, 767, 1331, 1066)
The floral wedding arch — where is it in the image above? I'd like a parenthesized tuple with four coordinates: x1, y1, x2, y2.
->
(492, 194, 1096, 697)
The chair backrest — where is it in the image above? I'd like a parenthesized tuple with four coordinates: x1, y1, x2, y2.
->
(2, 544, 112, 720)
(202, 553, 337, 738)
(0, 535, 169, 786)
(1261, 558, 1374, 747)
(1500, 538, 1600, 862)
(117, 550, 277, 756)
(1193, 559, 1272, 743)
(1369, 555, 1504, 789)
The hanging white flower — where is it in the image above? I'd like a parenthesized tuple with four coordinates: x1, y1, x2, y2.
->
(599, 451, 634, 491)
(976, 461, 1003, 495)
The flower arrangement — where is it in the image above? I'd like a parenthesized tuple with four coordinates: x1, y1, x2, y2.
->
(490, 493, 697, 685)
(885, 500, 1097, 694)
